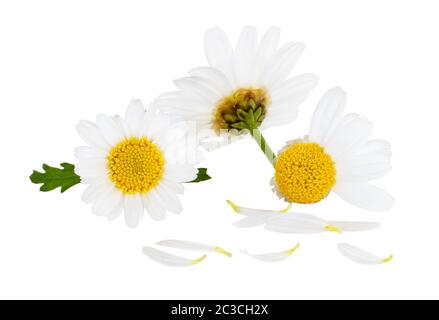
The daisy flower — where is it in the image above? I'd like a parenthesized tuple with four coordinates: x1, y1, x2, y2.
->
(272, 87, 394, 211)
(154, 26, 318, 164)
(75, 100, 198, 227)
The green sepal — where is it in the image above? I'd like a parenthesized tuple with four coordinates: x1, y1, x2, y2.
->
(188, 168, 212, 183)
(30, 162, 81, 193)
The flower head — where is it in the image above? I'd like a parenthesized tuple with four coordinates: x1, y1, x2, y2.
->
(75, 100, 198, 227)
(272, 87, 394, 211)
(154, 26, 318, 148)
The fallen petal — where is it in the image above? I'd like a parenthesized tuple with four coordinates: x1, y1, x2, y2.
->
(226, 199, 291, 215)
(233, 216, 268, 228)
(337, 242, 393, 265)
(329, 221, 380, 232)
(142, 246, 206, 267)
(265, 213, 331, 234)
(156, 240, 232, 257)
(242, 243, 300, 262)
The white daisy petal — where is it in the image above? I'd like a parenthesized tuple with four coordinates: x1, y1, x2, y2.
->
(271, 73, 319, 101)
(188, 67, 233, 96)
(125, 99, 145, 136)
(308, 87, 347, 144)
(95, 114, 124, 146)
(253, 26, 280, 84)
(234, 26, 258, 86)
(265, 213, 335, 234)
(123, 194, 144, 228)
(333, 181, 394, 211)
(234, 216, 269, 228)
(204, 27, 235, 83)
(154, 91, 211, 114)
(165, 164, 197, 183)
(329, 221, 380, 232)
(76, 120, 110, 150)
(353, 139, 391, 157)
(174, 77, 220, 104)
(107, 197, 124, 221)
(81, 182, 107, 204)
(262, 108, 299, 128)
(263, 42, 305, 88)
(75, 146, 106, 160)
(340, 152, 391, 168)
(142, 246, 206, 267)
(337, 162, 392, 182)
(156, 240, 232, 257)
(154, 183, 183, 214)
(161, 179, 185, 195)
(226, 199, 291, 215)
(75, 160, 108, 181)
(337, 243, 393, 265)
(113, 115, 131, 138)
(92, 186, 123, 217)
(242, 244, 300, 262)
(256, 26, 280, 60)
(324, 116, 373, 159)
(142, 190, 167, 221)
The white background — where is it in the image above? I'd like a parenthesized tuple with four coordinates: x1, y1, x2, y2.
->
(1, 0, 438, 300)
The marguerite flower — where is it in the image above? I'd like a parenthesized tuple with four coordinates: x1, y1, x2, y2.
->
(272, 87, 394, 211)
(75, 100, 198, 227)
(154, 26, 318, 163)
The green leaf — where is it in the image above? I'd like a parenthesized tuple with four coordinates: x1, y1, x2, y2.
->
(188, 168, 212, 183)
(30, 162, 81, 193)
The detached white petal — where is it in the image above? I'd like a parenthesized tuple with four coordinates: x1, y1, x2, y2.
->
(337, 243, 393, 265)
(242, 244, 300, 262)
(233, 216, 269, 228)
(226, 200, 291, 215)
(329, 221, 380, 232)
(265, 213, 342, 234)
(227, 200, 292, 229)
(142, 246, 206, 267)
(156, 240, 232, 257)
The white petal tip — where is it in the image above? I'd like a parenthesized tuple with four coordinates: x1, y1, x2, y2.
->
(329, 221, 380, 232)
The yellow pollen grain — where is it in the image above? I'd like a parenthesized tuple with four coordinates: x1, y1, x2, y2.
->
(274, 142, 336, 204)
(107, 137, 164, 194)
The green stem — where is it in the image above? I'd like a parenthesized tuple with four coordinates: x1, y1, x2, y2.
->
(248, 128, 276, 167)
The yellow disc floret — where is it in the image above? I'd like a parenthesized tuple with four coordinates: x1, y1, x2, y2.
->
(107, 137, 164, 194)
(274, 142, 336, 204)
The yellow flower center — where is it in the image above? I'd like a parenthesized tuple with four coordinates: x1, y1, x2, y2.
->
(107, 137, 164, 194)
(212, 87, 269, 134)
(274, 142, 336, 204)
